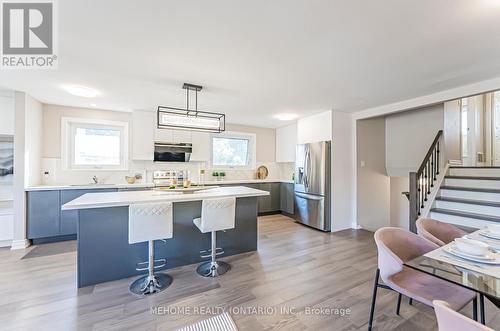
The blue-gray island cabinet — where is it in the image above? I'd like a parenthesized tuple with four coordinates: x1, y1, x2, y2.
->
(61, 187, 269, 288)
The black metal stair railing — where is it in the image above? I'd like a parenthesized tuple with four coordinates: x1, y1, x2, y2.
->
(409, 130, 443, 233)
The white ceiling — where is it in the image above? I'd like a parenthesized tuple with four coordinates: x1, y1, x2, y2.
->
(1, 0, 500, 127)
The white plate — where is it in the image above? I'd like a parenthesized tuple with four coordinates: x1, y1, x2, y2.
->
(443, 244, 500, 265)
(478, 229, 500, 240)
(464, 235, 500, 252)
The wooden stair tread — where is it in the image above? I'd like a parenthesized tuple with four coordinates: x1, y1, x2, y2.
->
(435, 196, 500, 207)
(440, 186, 500, 193)
(430, 208, 500, 223)
(445, 175, 500, 181)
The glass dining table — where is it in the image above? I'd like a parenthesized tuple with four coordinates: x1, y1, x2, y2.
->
(405, 244, 500, 324)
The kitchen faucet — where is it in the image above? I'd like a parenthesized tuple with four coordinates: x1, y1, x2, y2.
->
(92, 176, 99, 184)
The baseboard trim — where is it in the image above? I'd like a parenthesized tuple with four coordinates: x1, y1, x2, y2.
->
(10, 239, 30, 250)
(31, 234, 76, 244)
(0, 239, 12, 248)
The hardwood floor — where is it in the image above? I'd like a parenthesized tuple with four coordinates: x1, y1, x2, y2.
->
(0, 214, 498, 330)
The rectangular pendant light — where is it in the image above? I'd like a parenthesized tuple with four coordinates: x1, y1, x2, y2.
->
(157, 106, 225, 133)
(157, 83, 226, 133)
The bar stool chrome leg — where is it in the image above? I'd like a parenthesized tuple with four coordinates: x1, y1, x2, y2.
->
(130, 240, 172, 296)
(196, 231, 230, 277)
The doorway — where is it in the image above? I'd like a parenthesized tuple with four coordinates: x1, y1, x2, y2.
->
(459, 91, 500, 167)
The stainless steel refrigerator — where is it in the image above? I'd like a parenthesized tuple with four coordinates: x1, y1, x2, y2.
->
(293, 141, 331, 231)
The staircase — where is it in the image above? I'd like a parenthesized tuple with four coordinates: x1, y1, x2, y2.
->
(429, 167, 500, 229)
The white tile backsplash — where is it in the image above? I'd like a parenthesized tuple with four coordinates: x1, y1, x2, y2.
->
(40, 158, 295, 186)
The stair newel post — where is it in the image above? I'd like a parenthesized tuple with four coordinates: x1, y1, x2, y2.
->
(409, 172, 418, 233)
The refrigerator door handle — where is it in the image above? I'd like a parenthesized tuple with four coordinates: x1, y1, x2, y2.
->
(303, 147, 310, 190)
(295, 192, 323, 200)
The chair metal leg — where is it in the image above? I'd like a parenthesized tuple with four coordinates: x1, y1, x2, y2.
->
(196, 231, 230, 278)
(473, 297, 478, 321)
(368, 269, 380, 331)
(409, 298, 413, 306)
(396, 293, 402, 316)
(480, 294, 485, 325)
(130, 240, 172, 296)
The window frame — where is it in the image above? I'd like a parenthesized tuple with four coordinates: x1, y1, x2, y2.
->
(61, 117, 129, 171)
(209, 131, 256, 170)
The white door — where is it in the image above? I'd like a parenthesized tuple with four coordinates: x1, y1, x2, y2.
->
(461, 98, 472, 166)
(493, 92, 500, 166)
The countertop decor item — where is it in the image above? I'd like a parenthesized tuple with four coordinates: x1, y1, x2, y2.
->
(256, 165, 269, 179)
(125, 176, 136, 184)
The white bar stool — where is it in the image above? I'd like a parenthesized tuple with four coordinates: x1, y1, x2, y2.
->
(193, 197, 236, 277)
(128, 202, 173, 295)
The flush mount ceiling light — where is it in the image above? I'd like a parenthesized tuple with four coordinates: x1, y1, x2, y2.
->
(63, 85, 100, 98)
(157, 83, 225, 133)
(274, 113, 299, 121)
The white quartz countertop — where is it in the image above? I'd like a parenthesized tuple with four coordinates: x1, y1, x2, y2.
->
(61, 186, 270, 211)
(200, 179, 294, 185)
(25, 183, 155, 191)
(26, 179, 294, 191)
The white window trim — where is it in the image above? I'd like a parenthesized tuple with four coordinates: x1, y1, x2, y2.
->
(61, 117, 129, 171)
(210, 131, 256, 170)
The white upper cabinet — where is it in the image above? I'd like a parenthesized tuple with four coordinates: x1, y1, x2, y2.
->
(297, 110, 332, 144)
(0, 94, 14, 135)
(132, 110, 155, 160)
(276, 123, 297, 162)
(190, 131, 211, 161)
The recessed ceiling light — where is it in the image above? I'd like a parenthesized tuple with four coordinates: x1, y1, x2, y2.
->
(62, 85, 100, 98)
(274, 113, 298, 121)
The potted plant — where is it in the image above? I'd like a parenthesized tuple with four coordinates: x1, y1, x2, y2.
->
(219, 172, 226, 180)
(212, 171, 220, 180)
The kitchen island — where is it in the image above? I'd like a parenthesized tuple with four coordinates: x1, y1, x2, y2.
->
(62, 186, 269, 288)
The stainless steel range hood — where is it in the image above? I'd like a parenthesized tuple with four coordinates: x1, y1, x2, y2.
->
(154, 142, 192, 162)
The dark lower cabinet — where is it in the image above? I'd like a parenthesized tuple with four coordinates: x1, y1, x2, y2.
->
(257, 183, 281, 213)
(280, 183, 294, 214)
(27, 190, 61, 239)
(27, 188, 118, 241)
(219, 182, 292, 215)
(60, 189, 117, 236)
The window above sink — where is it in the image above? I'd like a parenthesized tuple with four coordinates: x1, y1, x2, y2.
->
(61, 117, 129, 171)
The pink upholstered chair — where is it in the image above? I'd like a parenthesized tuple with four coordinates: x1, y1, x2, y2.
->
(434, 300, 493, 331)
(416, 218, 467, 246)
(368, 227, 477, 331)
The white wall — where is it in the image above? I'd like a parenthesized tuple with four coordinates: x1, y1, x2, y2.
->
(356, 117, 390, 231)
(25, 97, 43, 186)
(385, 104, 444, 176)
(331, 111, 354, 231)
(297, 111, 332, 144)
(390, 177, 409, 229)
